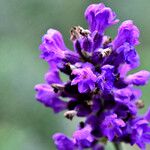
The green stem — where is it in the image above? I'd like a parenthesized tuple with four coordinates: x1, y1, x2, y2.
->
(113, 142, 122, 150)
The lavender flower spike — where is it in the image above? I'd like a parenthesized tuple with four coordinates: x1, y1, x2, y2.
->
(35, 2, 150, 150)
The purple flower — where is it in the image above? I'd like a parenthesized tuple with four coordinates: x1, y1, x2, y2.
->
(114, 87, 141, 102)
(97, 65, 114, 94)
(45, 69, 62, 84)
(111, 43, 140, 79)
(85, 3, 119, 33)
(73, 125, 94, 148)
(113, 87, 141, 114)
(39, 29, 80, 64)
(101, 114, 125, 141)
(131, 118, 150, 150)
(71, 67, 97, 93)
(35, 84, 66, 113)
(82, 36, 93, 52)
(39, 29, 67, 62)
(113, 20, 140, 49)
(115, 43, 140, 70)
(125, 70, 150, 86)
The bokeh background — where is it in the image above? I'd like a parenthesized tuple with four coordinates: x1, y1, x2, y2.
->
(0, 0, 150, 150)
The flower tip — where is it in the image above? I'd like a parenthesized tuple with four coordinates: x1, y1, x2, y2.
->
(34, 84, 41, 91)
(52, 133, 61, 140)
(85, 3, 118, 33)
(121, 20, 140, 34)
(84, 3, 105, 17)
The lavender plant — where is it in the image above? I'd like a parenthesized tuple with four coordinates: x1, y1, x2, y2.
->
(35, 3, 150, 150)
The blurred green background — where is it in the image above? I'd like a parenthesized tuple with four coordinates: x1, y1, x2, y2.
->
(0, 0, 150, 150)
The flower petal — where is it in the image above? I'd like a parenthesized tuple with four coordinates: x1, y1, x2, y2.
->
(113, 20, 140, 49)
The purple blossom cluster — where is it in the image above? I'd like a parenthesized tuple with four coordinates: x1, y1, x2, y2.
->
(35, 3, 150, 150)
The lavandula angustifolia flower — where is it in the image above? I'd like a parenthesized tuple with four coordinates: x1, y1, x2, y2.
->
(35, 3, 150, 150)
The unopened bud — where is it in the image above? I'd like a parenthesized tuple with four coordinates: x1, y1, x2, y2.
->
(136, 100, 144, 109)
(64, 110, 77, 120)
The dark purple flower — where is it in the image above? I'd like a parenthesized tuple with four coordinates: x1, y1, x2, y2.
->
(82, 36, 93, 52)
(76, 103, 92, 117)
